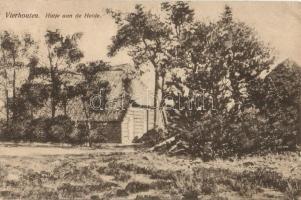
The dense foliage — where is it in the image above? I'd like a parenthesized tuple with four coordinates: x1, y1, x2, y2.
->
(165, 5, 300, 159)
(0, 116, 76, 143)
(108, 2, 300, 160)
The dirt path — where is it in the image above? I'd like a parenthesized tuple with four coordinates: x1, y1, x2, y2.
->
(0, 143, 137, 156)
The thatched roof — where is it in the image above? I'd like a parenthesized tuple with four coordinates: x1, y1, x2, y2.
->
(67, 97, 128, 122)
(267, 59, 301, 79)
(67, 70, 131, 122)
(33, 69, 131, 122)
(262, 59, 301, 104)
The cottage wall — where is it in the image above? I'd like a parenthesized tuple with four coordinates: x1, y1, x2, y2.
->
(74, 107, 164, 144)
(121, 107, 164, 144)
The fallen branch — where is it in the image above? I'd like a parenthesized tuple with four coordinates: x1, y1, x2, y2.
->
(150, 136, 176, 151)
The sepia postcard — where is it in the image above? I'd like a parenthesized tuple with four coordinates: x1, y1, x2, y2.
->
(0, 0, 300, 199)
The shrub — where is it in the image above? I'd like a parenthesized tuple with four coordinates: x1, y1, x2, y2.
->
(182, 191, 198, 200)
(135, 195, 161, 200)
(0, 119, 32, 142)
(90, 195, 101, 200)
(0, 116, 75, 143)
(113, 170, 131, 182)
(174, 113, 239, 160)
(69, 122, 87, 144)
(57, 183, 88, 198)
(89, 128, 107, 143)
(48, 115, 74, 143)
(133, 129, 165, 147)
(125, 181, 151, 193)
(173, 171, 202, 197)
(26, 117, 49, 142)
(167, 108, 298, 161)
(116, 189, 128, 197)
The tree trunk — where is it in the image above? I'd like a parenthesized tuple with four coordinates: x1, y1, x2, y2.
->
(87, 120, 92, 147)
(51, 99, 56, 118)
(161, 73, 165, 105)
(63, 105, 67, 116)
(63, 100, 67, 116)
(153, 70, 159, 128)
(12, 69, 16, 121)
(298, 97, 301, 147)
(5, 89, 9, 127)
(48, 47, 56, 119)
(82, 99, 92, 147)
(50, 67, 56, 119)
(30, 107, 33, 119)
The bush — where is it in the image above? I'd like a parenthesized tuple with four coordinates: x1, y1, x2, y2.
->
(89, 128, 107, 143)
(0, 119, 32, 142)
(24, 116, 75, 143)
(0, 116, 75, 143)
(116, 189, 128, 197)
(0, 115, 109, 144)
(133, 129, 165, 147)
(166, 105, 301, 161)
(69, 122, 87, 144)
(26, 117, 49, 142)
(125, 181, 151, 193)
(174, 113, 236, 160)
(47, 115, 74, 143)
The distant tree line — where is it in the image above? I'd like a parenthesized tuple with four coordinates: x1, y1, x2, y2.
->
(0, 30, 118, 145)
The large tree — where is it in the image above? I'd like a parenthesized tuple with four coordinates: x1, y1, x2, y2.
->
(31, 30, 84, 118)
(0, 31, 37, 124)
(160, 5, 276, 158)
(74, 60, 111, 146)
(169, 5, 274, 124)
(107, 2, 194, 127)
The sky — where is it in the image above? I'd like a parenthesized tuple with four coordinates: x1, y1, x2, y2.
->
(0, 0, 300, 65)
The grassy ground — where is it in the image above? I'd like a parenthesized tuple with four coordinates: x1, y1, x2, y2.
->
(0, 143, 300, 200)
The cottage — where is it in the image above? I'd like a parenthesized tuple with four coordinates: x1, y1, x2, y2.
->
(68, 101, 164, 144)
(32, 65, 165, 144)
(65, 68, 165, 144)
